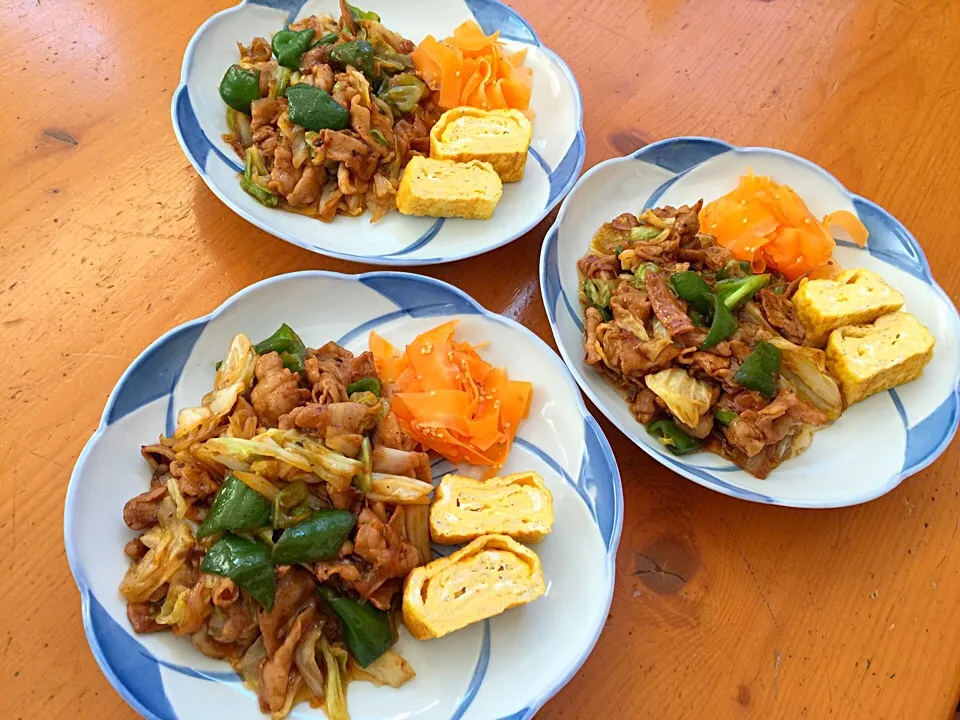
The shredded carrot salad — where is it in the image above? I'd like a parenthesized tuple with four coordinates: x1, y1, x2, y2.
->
(370, 322, 532, 473)
(412, 20, 534, 115)
(699, 172, 869, 280)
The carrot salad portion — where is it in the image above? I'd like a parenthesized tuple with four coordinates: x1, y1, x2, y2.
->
(370, 321, 531, 472)
(412, 20, 534, 115)
(699, 172, 869, 280)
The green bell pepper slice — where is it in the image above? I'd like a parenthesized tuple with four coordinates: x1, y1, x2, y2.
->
(255, 323, 307, 374)
(732, 341, 782, 398)
(219, 65, 261, 113)
(317, 586, 393, 667)
(286, 84, 351, 132)
(196, 473, 272, 538)
(200, 534, 276, 611)
(316, 31, 340, 46)
(346, 377, 382, 397)
(713, 408, 738, 426)
(272, 27, 315, 68)
(668, 271, 714, 316)
(646, 419, 701, 455)
(271, 510, 356, 565)
(701, 294, 738, 350)
(328, 39, 376, 80)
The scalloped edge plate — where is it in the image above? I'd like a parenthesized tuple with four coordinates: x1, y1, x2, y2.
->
(65, 270, 622, 720)
(541, 136, 960, 508)
(172, 0, 585, 266)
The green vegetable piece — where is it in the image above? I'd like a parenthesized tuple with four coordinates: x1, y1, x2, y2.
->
(317, 586, 393, 667)
(733, 341, 782, 398)
(716, 274, 771, 310)
(668, 271, 714, 316)
(630, 225, 662, 242)
(255, 323, 307, 374)
(714, 408, 738, 426)
(270, 66, 293, 99)
(583, 278, 616, 311)
(328, 39, 376, 80)
(701, 295, 738, 350)
(272, 510, 356, 564)
(715, 259, 752, 281)
(240, 176, 279, 207)
(373, 41, 415, 76)
(241, 146, 279, 207)
(688, 309, 706, 327)
(317, 31, 340, 46)
(286, 84, 351, 131)
(378, 72, 427, 114)
(272, 480, 313, 529)
(346, 377, 382, 397)
(370, 128, 389, 146)
(348, 3, 380, 21)
(197, 474, 272, 538)
(646, 419, 701, 455)
(771, 284, 786, 295)
(354, 437, 373, 494)
(201, 534, 276, 611)
(631, 262, 659, 293)
(219, 65, 261, 113)
(272, 27, 315, 68)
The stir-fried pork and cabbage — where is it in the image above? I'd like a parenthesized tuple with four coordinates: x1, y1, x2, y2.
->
(220, 2, 440, 221)
(579, 203, 844, 478)
(120, 325, 434, 719)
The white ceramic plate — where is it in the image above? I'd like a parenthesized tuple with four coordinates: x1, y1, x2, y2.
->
(172, 0, 585, 265)
(541, 136, 960, 508)
(65, 271, 622, 720)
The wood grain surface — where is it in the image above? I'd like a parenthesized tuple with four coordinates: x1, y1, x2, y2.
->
(2, 0, 960, 718)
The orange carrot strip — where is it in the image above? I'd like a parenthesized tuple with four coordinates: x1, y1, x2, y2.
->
(823, 210, 869, 247)
(368, 331, 408, 384)
(405, 321, 460, 390)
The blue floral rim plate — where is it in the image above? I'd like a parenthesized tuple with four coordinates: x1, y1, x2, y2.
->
(171, 0, 585, 266)
(540, 136, 960, 508)
(64, 271, 622, 720)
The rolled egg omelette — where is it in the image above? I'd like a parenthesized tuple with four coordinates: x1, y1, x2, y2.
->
(430, 107, 533, 183)
(403, 534, 545, 640)
(430, 472, 554, 544)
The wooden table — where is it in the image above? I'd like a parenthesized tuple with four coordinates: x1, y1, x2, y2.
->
(3, 0, 960, 717)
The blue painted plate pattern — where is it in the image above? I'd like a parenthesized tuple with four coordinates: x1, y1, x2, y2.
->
(540, 136, 960, 508)
(172, 0, 585, 266)
(65, 271, 622, 719)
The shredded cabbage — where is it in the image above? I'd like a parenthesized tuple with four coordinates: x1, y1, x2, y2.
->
(320, 637, 349, 720)
(175, 334, 257, 438)
(350, 650, 416, 688)
(367, 473, 434, 504)
(166, 476, 188, 520)
(767, 337, 842, 420)
(644, 368, 714, 428)
(294, 621, 326, 702)
(261, 429, 364, 492)
(156, 585, 190, 626)
(120, 497, 195, 603)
